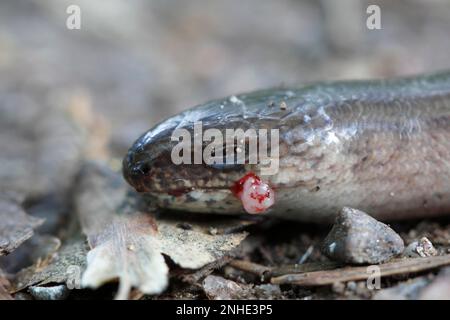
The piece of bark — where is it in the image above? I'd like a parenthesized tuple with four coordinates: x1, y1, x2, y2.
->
(271, 255, 450, 286)
(0, 195, 44, 256)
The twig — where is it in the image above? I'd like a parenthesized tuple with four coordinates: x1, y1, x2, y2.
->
(228, 259, 342, 282)
(271, 255, 450, 286)
(229, 260, 272, 279)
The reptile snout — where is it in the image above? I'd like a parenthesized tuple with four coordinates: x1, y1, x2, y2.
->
(123, 151, 150, 191)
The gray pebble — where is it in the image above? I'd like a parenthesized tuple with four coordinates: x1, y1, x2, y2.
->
(322, 207, 404, 264)
(28, 285, 69, 300)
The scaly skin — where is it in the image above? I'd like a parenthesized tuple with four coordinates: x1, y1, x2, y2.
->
(123, 71, 450, 223)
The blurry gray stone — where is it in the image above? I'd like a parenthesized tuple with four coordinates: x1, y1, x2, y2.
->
(419, 267, 450, 300)
(322, 207, 404, 264)
(29, 285, 69, 300)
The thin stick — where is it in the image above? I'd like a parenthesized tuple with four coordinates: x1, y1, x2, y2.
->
(271, 255, 450, 286)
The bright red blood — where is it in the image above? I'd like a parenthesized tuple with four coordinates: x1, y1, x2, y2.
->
(231, 172, 275, 214)
(231, 173, 259, 197)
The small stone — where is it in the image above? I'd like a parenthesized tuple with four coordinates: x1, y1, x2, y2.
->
(203, 275, 251, 300)
(28, 285, 69, 300)
(332, 281, 345, 294)
(346, 281, 357, 291)
(253, 284, 282, 299)
(321, 207, 404, 264)
(404, 237, 437, 258)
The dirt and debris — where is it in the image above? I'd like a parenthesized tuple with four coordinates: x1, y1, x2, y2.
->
(321, 207, 404, 264)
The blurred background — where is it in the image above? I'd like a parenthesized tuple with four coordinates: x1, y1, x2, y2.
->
(1, 0, 450, 156)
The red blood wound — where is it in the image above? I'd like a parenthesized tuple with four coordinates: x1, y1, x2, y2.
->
(231, 173, 275, 214)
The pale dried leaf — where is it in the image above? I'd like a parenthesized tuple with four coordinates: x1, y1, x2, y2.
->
(81, 215, 168, 300)
(75, 162, 168, 299)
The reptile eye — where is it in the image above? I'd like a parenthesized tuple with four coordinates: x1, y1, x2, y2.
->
(134, 162, 151, 175)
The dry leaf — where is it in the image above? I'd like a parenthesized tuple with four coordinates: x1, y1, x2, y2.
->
(13, 238, 88, 292)
(74, 161, 248, 299)
(373, 277, 430, 300)
(0, 194, 44, 256)
(0, 234, 61, 274)
(158, 219, 247, 269)
(81, 215, 168, 300)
